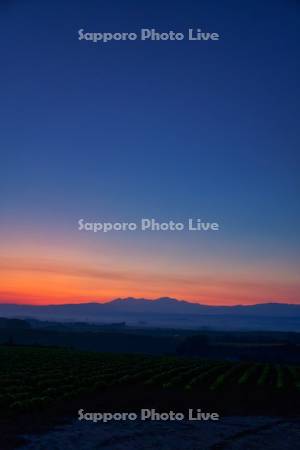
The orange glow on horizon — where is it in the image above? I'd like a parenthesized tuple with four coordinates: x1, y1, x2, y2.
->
(1, 236, 299, 306)
(1, 260, 299, 306)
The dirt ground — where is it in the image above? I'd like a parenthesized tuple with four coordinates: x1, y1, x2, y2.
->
(19, 415, 300, 450)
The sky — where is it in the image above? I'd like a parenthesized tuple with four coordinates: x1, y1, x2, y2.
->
(0, 0, 299, 305)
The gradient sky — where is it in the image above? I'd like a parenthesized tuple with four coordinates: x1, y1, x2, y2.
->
(0, 0, 299, 305)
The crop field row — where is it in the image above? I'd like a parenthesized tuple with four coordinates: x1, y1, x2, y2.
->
(0, 346, 299, 413)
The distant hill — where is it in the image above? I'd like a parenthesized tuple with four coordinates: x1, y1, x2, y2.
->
(0, 298, 299, 331)
(104, 297, 300, 316)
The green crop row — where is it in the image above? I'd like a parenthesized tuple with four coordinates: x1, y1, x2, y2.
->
(0, 346, 299, 414)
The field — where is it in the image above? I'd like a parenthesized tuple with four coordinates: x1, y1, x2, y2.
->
(1, 345, 300, 418)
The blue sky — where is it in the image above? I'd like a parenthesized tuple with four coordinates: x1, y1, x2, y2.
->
(0, 0, 299, 304)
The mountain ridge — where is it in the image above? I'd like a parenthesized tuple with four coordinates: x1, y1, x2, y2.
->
(0, 298, 299, 331)
(0, 297, 299, 316)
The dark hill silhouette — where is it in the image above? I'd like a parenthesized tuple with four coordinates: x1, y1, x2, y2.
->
(0, 297, 299, 317)
(0, 298, 299, 332)
(104, 298, 300, 316)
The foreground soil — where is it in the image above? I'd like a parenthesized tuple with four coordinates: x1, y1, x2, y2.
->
(18, 416, 300, 450)
(1, 387, 299, 449)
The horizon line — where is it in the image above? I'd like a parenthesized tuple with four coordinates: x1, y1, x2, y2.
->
(0, 297, 299, 308)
